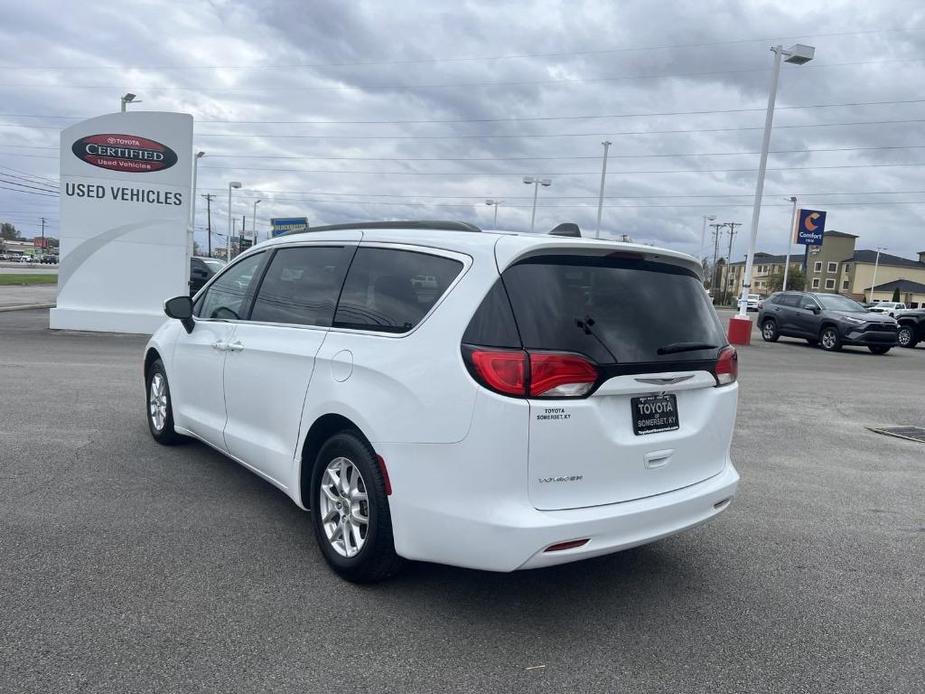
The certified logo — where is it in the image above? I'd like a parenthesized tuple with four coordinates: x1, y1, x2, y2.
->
(71, 134, 178, 173)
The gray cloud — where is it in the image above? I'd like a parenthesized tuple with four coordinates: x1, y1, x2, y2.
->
(1, 0, 925, 262)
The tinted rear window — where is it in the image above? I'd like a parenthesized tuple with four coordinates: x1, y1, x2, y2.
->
(333, 248, 463, 333)
(251, 246, 352, 326)
(501, 255, 725, 364)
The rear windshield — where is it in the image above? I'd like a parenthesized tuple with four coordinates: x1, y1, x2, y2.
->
(499, 255, 726, 364)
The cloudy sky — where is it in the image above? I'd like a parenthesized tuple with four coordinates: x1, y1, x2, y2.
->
(2, 0, 925, 262)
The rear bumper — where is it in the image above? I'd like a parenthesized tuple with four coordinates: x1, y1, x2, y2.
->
(386, 455, 739, 572)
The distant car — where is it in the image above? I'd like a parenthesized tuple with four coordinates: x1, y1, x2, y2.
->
(189, 256, 226, 295)
(758, 291, 898, 354)
(896, 310, 925, 349)
(745, 294, 760, 312)
(18, 255, 34, 263)
(869, 301, 906, 317)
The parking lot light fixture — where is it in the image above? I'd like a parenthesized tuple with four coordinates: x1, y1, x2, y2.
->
(523, 176, 552, 233)
(120, 93, 141, 112)
(782, 196, 797, 292)
(485, 199, 503, 226)
(731, 43, 815, 344)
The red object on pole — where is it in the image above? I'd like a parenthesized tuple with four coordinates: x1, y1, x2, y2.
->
(727, 315, 752, 345)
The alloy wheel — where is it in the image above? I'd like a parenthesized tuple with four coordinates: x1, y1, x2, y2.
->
(319, 457, 369, 558)
(898, 326, 913, 347)
(821, 329, 837, 350)
(148, 373, 168, 431)
(762, 321, 776, 340)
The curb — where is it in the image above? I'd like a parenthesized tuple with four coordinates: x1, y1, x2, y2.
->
(0, 303, 55, 313)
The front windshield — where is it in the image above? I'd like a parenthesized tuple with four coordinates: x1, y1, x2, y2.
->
(815, 294, 866, 312)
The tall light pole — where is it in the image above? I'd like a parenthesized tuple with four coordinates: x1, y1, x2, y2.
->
(869, 246, 886, 302)
(782, 196, 798, 292)
(227, 181, 242, 259)
(735, 43, 815, 325)
(189, 151, 205, 258)
(523, 176, 551, 233)
(700, 214, 716, 275)
(252, 199, 262, 244)
(120, 93, 141, 112)
(595, 140, 612, 238)
(485, 199, 503, 226)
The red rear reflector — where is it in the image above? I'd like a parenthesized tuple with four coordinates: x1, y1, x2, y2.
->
(544, 538, 590, 552)
(375, 454, 392, 496)
(529, 353, 598, 397)
(714, 345, 738, 386)
(470, 349, 527, 396)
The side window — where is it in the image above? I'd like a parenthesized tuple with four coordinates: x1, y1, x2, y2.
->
(251, 246, 352, 327)
(334, 248, 464, 333)
(196, 252, 264, 320)
(774, 294, 797, 307)
(462, 279, 522, 348)
(800, 297, 818, 310)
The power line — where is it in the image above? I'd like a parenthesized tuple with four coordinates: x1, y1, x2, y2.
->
(0, 57, 923, 93)
(0, 184, 58, 197)
(1, 28, 919, 71)
(2, 97, 924, 125)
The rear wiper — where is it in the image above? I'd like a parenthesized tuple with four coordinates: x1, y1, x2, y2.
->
(575, 315, 619, 363)
(656, 341, 719, 355)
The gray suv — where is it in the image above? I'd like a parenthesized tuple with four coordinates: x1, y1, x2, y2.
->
(758, 292, 898, 354)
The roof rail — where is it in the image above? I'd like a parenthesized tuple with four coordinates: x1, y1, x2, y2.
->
(282, 220, 481, 236)
(548, 222, 582, 238)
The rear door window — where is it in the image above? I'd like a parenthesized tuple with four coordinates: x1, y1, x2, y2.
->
(334, 247, 463, 333)
(251, 246, 353, 327)
(501, 255, 725, 364)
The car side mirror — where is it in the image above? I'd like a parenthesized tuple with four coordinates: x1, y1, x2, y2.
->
(810, 306, 821, 314)
(164, 295, 194, 333)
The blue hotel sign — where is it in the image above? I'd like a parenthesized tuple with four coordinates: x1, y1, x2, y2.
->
(797, 209, 826, 246)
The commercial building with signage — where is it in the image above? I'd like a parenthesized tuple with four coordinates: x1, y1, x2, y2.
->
(721, 230, 925, 307)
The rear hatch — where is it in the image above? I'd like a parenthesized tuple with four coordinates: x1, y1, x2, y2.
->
(463, 242, 737, 511)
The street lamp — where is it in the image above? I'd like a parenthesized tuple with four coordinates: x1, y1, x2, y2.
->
(699, 214, 716, 275)
(189, 151, 205, 259)
(120, 93, 141, 112)
(523, 176, 551, 233)
(252, 199, 262, 244)
(595, 140, 612, 238)
(732, 43, 815, 337)
(869, 246, 886, 302)
(485, 199, 503, 226)
(228, 181, 242, 258)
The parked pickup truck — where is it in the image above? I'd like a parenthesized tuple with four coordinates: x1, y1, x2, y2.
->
(896, 310, 925, 348)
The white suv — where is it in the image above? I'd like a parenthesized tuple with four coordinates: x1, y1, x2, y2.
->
(145, 221, 739, 582)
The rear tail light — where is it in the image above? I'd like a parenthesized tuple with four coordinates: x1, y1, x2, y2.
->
(469, 349, 527, 396)
(465, 347, 600, 398)
(529, 353, 598, 397)
(714, 345, 738, 386)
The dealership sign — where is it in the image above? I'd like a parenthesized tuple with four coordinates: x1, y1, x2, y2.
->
(796, 209, 826, 246)
(71, 134, 178, 173)
(51, 111, 194, 334)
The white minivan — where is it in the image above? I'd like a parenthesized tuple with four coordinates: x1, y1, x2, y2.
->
(145, 222, 739, 582)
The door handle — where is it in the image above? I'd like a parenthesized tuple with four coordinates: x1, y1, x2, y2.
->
(212, 340, 227, 351)
(226, 340, 244, 352)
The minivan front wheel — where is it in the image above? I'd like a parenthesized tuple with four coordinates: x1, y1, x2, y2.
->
(819, 326, 842, 352)
(146, 359, 184, 445)
(761, 319, 779, 342)
(310, 432, 403, 582)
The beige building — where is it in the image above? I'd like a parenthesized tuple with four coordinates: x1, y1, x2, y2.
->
(721, 230, 925, 308)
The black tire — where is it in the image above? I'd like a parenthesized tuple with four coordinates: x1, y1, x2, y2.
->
(146, 359, 184, 445)
(868, 345, 891, 355)
(819, 326, 842, 352)
(897, 325, 918, 349)
(310, 432, 403, 583)
(760, 318, 779, 342)
(806, 338, 818, 346)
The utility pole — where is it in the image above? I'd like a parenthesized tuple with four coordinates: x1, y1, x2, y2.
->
(595, 140, 612, 238)
(723, 222, 741, 305)
(201, 193, 214, 257)
(710, 222, 724, 297)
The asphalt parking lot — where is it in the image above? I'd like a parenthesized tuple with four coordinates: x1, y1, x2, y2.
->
(1, 309, 922, 693)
